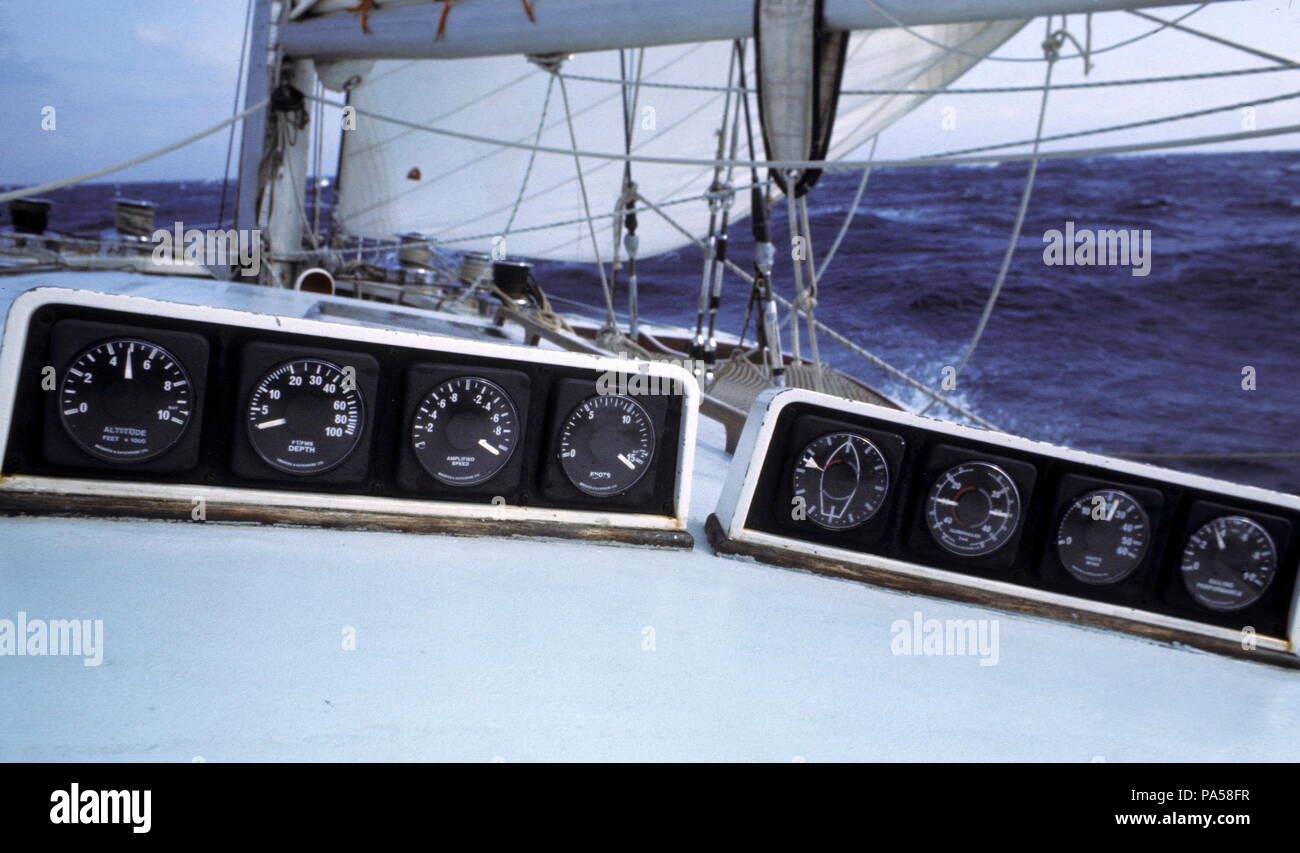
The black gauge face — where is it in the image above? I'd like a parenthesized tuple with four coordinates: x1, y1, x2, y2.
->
(791, 432, 889, 530)
(58, 338, 193, 463)
(245, 358, 364, 475)
(926, 461, 1022, 557)
(1180, 515, 1278, 611)
(1056, 489, 1152, 585)
(558, 394, 655, 497)
(410, 376, 519, 486)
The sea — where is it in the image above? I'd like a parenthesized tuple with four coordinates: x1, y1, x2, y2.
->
(12, 151, 1300, 492)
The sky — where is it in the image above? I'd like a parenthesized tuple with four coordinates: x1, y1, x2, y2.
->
(0, 0, 1298, 186)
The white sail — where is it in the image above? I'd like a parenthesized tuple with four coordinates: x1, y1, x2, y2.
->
(329, 18, 1028, 261)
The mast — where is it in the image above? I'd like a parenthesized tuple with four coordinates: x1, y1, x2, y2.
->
(280, 0, 1241, 61)
(234, 0, 278, 238)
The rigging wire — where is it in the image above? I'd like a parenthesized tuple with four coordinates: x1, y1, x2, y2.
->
(299, 92, 1300, 174)
(218, 0, 255, 230)
(0, 101, 271, 206)
(1127, 9, 1299, 67)
(556, 71, 618, 332)
(857, 0, 1209, 63)
(559, 63, 1300, 95)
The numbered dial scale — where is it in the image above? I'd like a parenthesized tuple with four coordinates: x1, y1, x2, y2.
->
(1056, 489, 1152, 585)
(245, 358, 364, 475)
(1180, 515, 1278, 611)
(558, 394, 655, 497)
(410, 376, 519, 486)
(925, 461, 1022, 557)
(58, 338, 193, 462)
(791, 432, 890, 530)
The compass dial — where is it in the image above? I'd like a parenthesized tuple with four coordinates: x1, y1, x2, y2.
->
(58, 337, 194, 463)
(410, 376, 519, 486)
(245, 358, 364, 475)
(1056, 489, 1151, 585)
(791, 432, 889, 530)
(558, 394, 655, 497)
(925, 461, 1022, 557)
(1180, 515, 1278, 611)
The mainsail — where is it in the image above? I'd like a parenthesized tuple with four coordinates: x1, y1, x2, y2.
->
(316, 4, 1027, 261)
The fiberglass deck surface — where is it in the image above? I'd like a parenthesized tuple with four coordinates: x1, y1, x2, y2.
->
(3, 416, 1299, 762)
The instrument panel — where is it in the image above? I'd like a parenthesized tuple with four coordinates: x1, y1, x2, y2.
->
(0, 287, 698, 546)
(712, 388, 1300, 661)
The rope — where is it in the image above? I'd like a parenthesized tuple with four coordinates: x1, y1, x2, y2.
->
(919, 24, 1061, 416)
(1128, 9, 1299, 67)
(858, 0, 1208, 63)
(797, 195, 824, 392)
(0, 100, 270, 205)
(301, 92, 1300, 172)
(556, 72, 617, 330)
(816, 135, 877, 280)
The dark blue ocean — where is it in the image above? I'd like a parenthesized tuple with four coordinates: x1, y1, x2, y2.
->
(17, 151, 1300, 492)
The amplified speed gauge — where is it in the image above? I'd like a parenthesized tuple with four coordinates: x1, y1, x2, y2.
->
(1181, 515, 1278, 611)
(792, 432, 889, 530)
(558, 394, 655, 497)
(245, 358, 364, 475)
(1056, 489, 1151, 585)
(926, 461, 1022, 557)
(58, 337, 193, 462)
(411, 376, 519, 486)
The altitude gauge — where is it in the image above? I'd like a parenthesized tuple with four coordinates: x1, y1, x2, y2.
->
(1056, 489, 1151, 585)
(1180, 515, 1278, 611)
(58, 337, 193, 463)
(245, 358, 364, 475)
(926, 461, 1022, 557)
(558, 394, 655, 497)
(411, 376, 519, 486)
(792, 432, 890, 530)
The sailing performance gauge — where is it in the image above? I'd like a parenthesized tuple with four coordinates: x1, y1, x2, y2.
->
(410, 376, 519, 486)
(1180, 515, 1278, 612)
(245, 358, 364, 475)
(925, 461, 1022, 557)
(558, 394, 655, 497)
(58, 337, 193, 463)
(791, 431, 889, 530)
(1056, 488, 1152, 585)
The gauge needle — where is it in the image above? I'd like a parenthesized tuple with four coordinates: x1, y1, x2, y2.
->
(617, 453, 636, 470)
(1215, 526, 1227, 550)
(803, 456, 822, 471)
(477, 438, 500, 456)
(256, 418, 287, 430)
(932, 497, 958, 506)
(124, 347, 133, 380)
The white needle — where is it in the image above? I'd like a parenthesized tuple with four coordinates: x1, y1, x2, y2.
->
(124, 346, 133, 380)
(1215, 526, 1226, 550)
(802, 456, 822, 471)
(256, 418, 287, 430)
(617, 453, 636, 470)
(987, 510, 1010, 518)
(932, 497, 958, 506)
(478, 439, 500, 456)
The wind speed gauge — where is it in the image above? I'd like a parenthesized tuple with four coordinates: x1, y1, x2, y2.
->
(791, 432, 889, 530)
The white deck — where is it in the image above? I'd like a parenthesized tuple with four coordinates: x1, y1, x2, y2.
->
(2, 273, 1299, 761)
